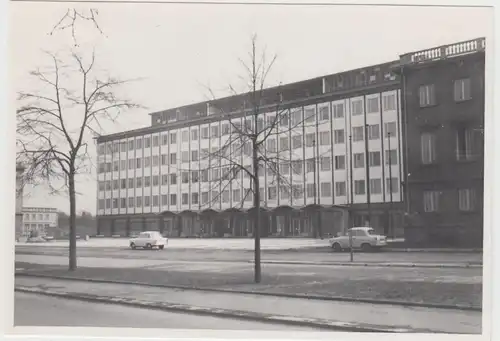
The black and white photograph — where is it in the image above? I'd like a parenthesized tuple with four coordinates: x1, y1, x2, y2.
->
(3, 0, 495, 339)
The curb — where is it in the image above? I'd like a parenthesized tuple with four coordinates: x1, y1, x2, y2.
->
(251, 260, 482, 269)
(15, 286, 432, 333)
(15, 272, 482, 312)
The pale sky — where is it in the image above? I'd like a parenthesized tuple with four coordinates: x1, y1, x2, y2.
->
(10, 2, 492, 214)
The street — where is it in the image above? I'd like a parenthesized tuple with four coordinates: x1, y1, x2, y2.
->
(15, 292, 320, 330)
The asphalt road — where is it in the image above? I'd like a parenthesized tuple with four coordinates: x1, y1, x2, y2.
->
(15, 245, 483, 265)
(14, 292, 320, 330)
(15, 252, 482, 285)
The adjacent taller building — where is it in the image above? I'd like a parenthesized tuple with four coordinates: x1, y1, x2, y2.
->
(95, 38, 485, 247)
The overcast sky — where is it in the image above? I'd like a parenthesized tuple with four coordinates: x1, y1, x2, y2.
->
(10, 2, 492, 214)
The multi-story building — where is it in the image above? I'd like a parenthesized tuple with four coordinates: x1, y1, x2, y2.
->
(96, 60, 406, 238)
(396, 38, 485, 247)
(15, 163, 25, 240)
(22, 207, 59, 237)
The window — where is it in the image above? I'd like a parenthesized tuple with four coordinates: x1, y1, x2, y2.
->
(127, 159, 134, 170)
(459, 188, 476, 211)
(170, 132, 177, 144)
(192, 170, 199, 183)
(136, 177, 142, 188)
(335, 155, 345, 170)
(456, 127, 481, 161)
(153, 195, 159, 207)
(128, 140, 134, 151)
(98, 200, 105, 209)
(181, 151, 189, 163)
(419, 84, 436, 107)
(351, 100, 363, 116)
(353, 153, 365, 168)
(319, 131, 330, 146)
(280, 162, 290, 175)
(161, 194, 168, 206)
(386, 177, 399, 194)
(304, 108, 315, 124)
(181, 130, 189, 142)
(369, 151, 381, 167)
(367, 97, 379, 113)
(144, 176, 151, 187)
(105, 180, 111, 190)
(280, 113, 289, 127)
(306, 184, 316, 198)
(221, 123, 230, 135)
(181, 172, 189, 183)
(368, 124, 380, 140)
(385, 122, 397, 137)
(162, 134, 168, 145)
(136, 196, 142, 207)
(192, 192, 199, 205)
(144, 196, 150, 207)
(144, 157, 151, 168)
(112, 180, 119, 190)
(152, 155, 159, 167)
(153, 135, 159, 147)
(120, 179, 126, 189)
(170, 173, 177, 185)
(152, 175, 159, 186)
(335, 182, 346, 197)
(136, 158, 142, 169)
(144, 137, 151, 148)
(304, 133, 315, 147)
(333, 103, 344, 118)
(135, 138, 143, 149)
(120, 160, 126, 171)
(280, 137, 289, 151)
(354, 180, 365, 195)
(211, 125, 219, 138)
(201, 192, 209, 204)
(161, 174, 168, 185)
(370, 179, 382, 194)
(454, 78, 472, 102)
(233, 189, 241, 202)
(319, 106, 330, 121)
(181, 193, 189, 205)
(385, 149, 397, 165)
(352, 126, 364, 142)
(98, 181, 105, 191)
(222, 190, 230, 203)
(170, 153, 177, 165)
(320, 156, 331, 171)
(266, 186, 277, 201)
(421, 132, 437, 164)
(292, 135, 302, 149)
(267, 138, 276, 152)
(306, 159, 315, 173)
(191, 150, 198, 162)
(201, 127, 209, 139)
(170, 194, 177, 206)
(423, 191, 440, 212)
(128, 197, 134, 208)
(128, 178, 134, 188)
(383, 94, 396, 111)
(291, 160, 302, 175)
(321, 182, 331, 197)
(292, 185, 303, 199)
(334, 129, 345, 144)
(211, 168, 220, 181)
(201, 169, 209, 182)
(113, 161, 119, 172)
(191, 129, 199, 141)
(291, 109, 302, 127)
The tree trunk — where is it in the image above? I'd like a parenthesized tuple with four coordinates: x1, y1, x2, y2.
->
(252, 145, 261, 284)
(68, 172, 77, 271)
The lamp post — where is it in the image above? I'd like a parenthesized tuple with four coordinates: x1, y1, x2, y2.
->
(387, 132, 394, 238)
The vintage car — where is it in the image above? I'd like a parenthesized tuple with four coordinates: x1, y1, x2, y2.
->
(129, 231, 168, 250)
(328, 227, 387, 252)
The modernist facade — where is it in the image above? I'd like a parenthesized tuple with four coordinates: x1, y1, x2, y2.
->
(22, 207, 59, 237)
(397, 38, 485, 247)
(96, 60, 406, 238)
(95, 38, 485, 243)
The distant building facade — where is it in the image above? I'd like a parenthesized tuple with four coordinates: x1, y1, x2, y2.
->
(22, 207, 59, 237)
(397, 38, 485, 247)
(15, 163, 25, 240)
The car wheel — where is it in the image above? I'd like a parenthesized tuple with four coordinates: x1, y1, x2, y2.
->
(332, 243, 342, 252)
(159, 245, 164, 250)
(130, 243, 136, 250)
(146, 243, 152, 249)
(361, 243, 372, 252)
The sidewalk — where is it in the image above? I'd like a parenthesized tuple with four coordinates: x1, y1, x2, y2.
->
(15, 276, 481, 334)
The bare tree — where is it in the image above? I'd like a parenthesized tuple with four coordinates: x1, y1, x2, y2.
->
(50, 8, 105, 46)
(16, 50, 141, 271)
(199, 35, 319, 283)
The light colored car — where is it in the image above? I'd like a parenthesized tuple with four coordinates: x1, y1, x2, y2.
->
(328, 227, 387, 252)
(129, 231, 168, 250)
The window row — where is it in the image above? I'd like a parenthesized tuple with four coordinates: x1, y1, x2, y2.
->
(419, 78, 473, 107)
(423, 188, 478, 212)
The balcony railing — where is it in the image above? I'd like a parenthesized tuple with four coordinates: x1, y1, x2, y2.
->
(400, 38, 485, 66)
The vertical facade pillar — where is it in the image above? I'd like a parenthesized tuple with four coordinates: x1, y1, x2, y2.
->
(159, 215, 165, 234)
(96, 216, 101, 236)
(110, 218, 116, 236)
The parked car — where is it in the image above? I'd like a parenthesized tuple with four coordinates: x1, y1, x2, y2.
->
(129, 231, 168, 250)
(328, 227, 387, 252)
